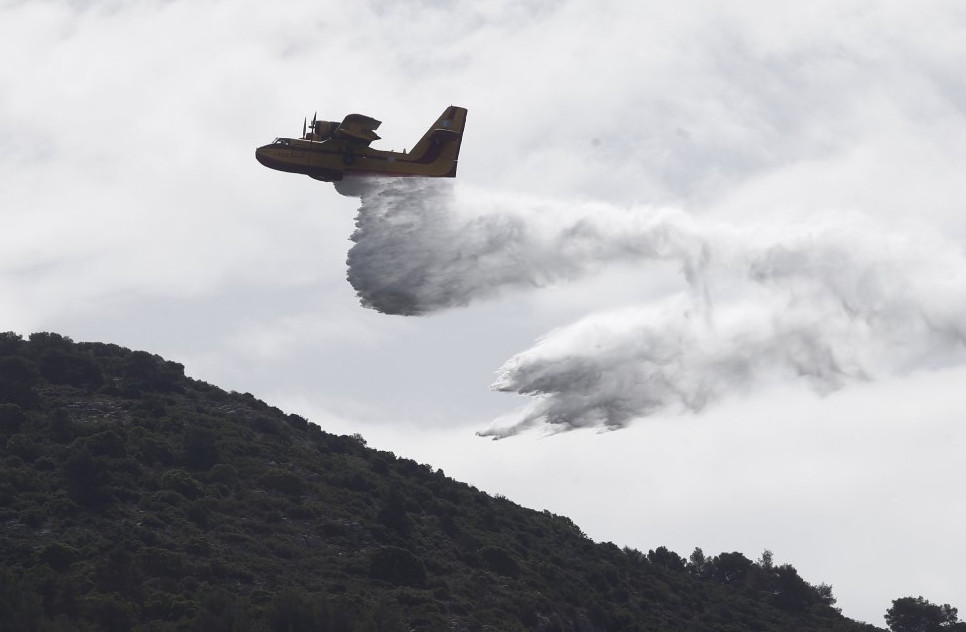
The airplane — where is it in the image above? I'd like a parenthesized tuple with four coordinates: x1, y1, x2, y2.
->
(255, 105, 467, 182)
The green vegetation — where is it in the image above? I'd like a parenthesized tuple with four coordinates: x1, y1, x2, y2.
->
(0, 331, 885, 631)
(885, 596, 965, 632)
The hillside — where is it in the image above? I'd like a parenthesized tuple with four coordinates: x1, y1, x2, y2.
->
(0, 331, 883, 631)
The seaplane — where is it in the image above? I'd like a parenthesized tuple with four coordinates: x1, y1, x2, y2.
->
(255, 106, 467, 182)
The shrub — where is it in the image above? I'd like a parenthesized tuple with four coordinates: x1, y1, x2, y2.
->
(85, 430, 126, 458)
(209, 463, 239, 486)
(480, 546, 521, 579)
(0, 357, 39, 408)
(259, 468, 303, 497)
(0, 404, 25, 435)
(161, 469, 203, 500)
(39, 542, 80, 571)
(38, 348, 103, 388)
(369, 547, 427, 587)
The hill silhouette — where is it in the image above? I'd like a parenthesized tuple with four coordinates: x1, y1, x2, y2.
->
(0, 331, 883, 631)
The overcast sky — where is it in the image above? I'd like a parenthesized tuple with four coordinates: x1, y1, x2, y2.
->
(3, 0, 965, 624)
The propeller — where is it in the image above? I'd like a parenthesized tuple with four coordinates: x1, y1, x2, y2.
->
(302, 117, 307, 138)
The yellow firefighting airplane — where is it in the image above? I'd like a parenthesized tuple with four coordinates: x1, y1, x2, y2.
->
(255, 106, 467, 182)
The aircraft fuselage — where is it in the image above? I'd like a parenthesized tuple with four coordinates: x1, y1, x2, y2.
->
(255, 106, 467, 182)
(255, 138, 454, 182)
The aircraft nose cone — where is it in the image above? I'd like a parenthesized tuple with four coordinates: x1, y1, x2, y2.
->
(255, 146, 269, 167)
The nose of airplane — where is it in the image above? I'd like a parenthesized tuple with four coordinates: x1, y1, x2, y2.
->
(255, 146, 269, 167)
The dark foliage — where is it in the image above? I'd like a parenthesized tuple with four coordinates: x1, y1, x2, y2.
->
(0, 355, 39, 408)
(0, 331, 885, 631)
(369, 546, 427, 587)
(885, 596, 965, 632)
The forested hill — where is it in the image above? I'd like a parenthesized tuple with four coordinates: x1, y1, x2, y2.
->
(0, 331, 883, 632)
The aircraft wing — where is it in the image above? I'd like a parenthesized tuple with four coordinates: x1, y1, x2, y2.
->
(333, 113, 382, 145)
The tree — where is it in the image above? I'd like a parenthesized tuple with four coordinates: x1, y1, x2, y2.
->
(0, 356, 39, 408)
(369, 547, 426, 587)
(711, 551, 754, 585)
(771, 564, 815, 613)
(60, 447, 112, 506)
(377, 488, 411, 534)
(688, 547, 709, 579)
(886, 596, 961, 632)
(816, 583, 839, 609)
(757, 549, 774, 571)
(37, 348, 103, 388)
(183, 424, 220, 469)
(0, 331, 24, 356)
(647, 546, 686, 571)
(0, 404, 25, 436)
(480, 545, 521, 578)
(122, 350, 184, 393)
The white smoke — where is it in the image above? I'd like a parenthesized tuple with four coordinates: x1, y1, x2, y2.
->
(342, 178, 966, 437)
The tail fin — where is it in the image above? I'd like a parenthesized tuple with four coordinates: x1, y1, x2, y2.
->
(408, 106, 468, 177)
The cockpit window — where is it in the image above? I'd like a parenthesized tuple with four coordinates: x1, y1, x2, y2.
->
(272, 138, 291, 146)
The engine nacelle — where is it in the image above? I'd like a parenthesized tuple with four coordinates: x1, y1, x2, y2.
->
(309, 120, 337, 141)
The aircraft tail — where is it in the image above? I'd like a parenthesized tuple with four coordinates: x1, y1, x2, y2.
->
(408, 106, 467, 177)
